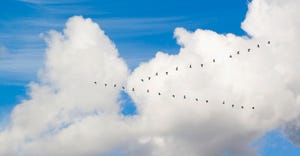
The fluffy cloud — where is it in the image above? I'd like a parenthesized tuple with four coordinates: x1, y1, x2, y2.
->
(1, 0, 300, 155)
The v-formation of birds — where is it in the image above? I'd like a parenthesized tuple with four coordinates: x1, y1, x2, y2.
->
(94, 41, 271, 110)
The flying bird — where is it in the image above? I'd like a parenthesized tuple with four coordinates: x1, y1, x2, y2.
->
(155, 72, 158, 76)
(222, 101, 225, 104)
(104, 83, 107, 87)
(172, 94, 175, 98)
(166, 72, 168, 75)
(114, 84, 117, 87)
(201, 64, 204, 67)
(229, 55, 232, 58)
(268, 41, 271, 44)
(241, 106, 244, 109)
(148, 77, 151, 80)
(184, 95, 186, 99)
(94, 81, 97, 84)
(237, 51, 240, 55)
(189, 64, 192, 68)
(147, 89, 149, 93)
(158, 92, 161, 95)
(132, 88, 135, 91)
(176, 67, 178, 71)
(232, 104, 235, 107)
(206, 100, 208, 103)
(141, 79, 144, 82)
(122, 86, 125, 89)
(248, 48, 251, 52)
(257, 44, 260, 48)
(195, 98, 199, 101)
(213, 59, 216, 62)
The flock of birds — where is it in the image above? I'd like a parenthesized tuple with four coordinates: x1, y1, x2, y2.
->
(93, 41, 271, 111)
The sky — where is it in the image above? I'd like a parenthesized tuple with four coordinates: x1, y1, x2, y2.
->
(0, 0, 300, 155)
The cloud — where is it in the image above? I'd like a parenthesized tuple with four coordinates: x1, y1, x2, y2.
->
(1, 0, 300, 155)
(0, 46, 8, 58)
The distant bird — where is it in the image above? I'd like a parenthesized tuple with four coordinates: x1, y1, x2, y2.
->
(156, 72, 158, 76)
(166, 72, 168, 75)
(222, 101, 225, 104)
(189, 64, 192, 68)
(158, 92, 161, 96)
(184, 95, 186, 99)
(195, 98, 199, 101)
(252, 107, 255, 110)
(94, 81, 97, 84)
(141, 79, 144, 82)
(147, 89, 149, 93)
(241, 106, 244, 109)
(104, 83, 107, 87)
(257, 44, 260, 48)
(268, 41, 271, 44)
(176, 67, 178, 71)
(248, 48, 251, 52)
(232, 104, 235, 108)
(172, 94, 175, 98)
(229, 55, 232, 58)
(148, 77, 151, 80)
(206, 100, 208, 103)
(122, 86, 125, 89)
(237, 51, 240, 55)
(114, 84, 117, 87)
(213, 59, 216, 63)
(132, 88, 135, 91)
(201, 64, 204, 67)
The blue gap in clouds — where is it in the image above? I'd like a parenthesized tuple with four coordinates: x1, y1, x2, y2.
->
(254, 130, 300, 156)
(119, 90, 137, 116)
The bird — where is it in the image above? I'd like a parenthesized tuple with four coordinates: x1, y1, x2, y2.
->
(213, 59, 216, 63)
(232, 104, 235, 108)
(237, 51, 240, 55)
(257, 44, 260, 48)
(268, 41, 271, 44)
(172, 94, 175, 98)
(147, 89, 149, 93)
(248, 48, 251, 52)
(184, 95, 186, 99)
(206, 100, 208, 103)
(104, 83, 107, 87)
(229, 55, 232, 58)
(189, 64, 192, 68)
(148, 77, 151, 80)
(195, 98, 199, 101)
(94, 81, 97, 84)
(158, 92, 161, 95)
(114, 84, 117, 87)
(201, 64, 204, 67)
(252, 107, 255, 110)
(222, 101, 225, 104)
(122, 86, 125, 89)
(166, 72, 168, 75)
(241, 106, 244, 109)
(155, 72, 158, 76)
(141, 79, 144, 82)
(132, 88, 135, 91)
(176, 67, 178, 71)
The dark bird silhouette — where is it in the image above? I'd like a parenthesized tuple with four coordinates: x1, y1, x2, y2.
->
(257, 44, 260, 48)
(176, 67, 178, 71)
(104, 83, 107, 87)
(147, 89, 149, 93)
(241, 106, 244, 109)
(237, 51, 240, 55)
(201, 64, 204, 67)
(94, 81, 97, 84)
(248, 48, 251, 52)
(148, 77, 151, 80)
(252, 107, 255, 110)
(166, 72, 168, 75)
(155, 72, 158, 76)
(206, 100, 208, 103)
(222, 101, 225, 104)
(158, 92, 161, 96)
(132, 88, 135, 91)
(189, 64, 192, 68)
(141, 79, 144, 82)
(213, 59, 215, 63)
(232, 104, 235, 107)
(268, 41, 271, 44)
(172, 94, 175, 98)
(184, 95, 186, 99)
(114, 84, 117, 87)
(229, 55, 232, 58)
(195, 98, 198, 101)
(122, 86, 125, 89)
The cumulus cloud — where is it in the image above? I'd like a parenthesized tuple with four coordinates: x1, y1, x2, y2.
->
(1, 0, 300, 155)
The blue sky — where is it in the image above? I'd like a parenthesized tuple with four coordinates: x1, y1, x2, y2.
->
(0, 0, 299, 155)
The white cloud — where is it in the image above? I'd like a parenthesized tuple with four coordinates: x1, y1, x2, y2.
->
(1, 0, 300, 155)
